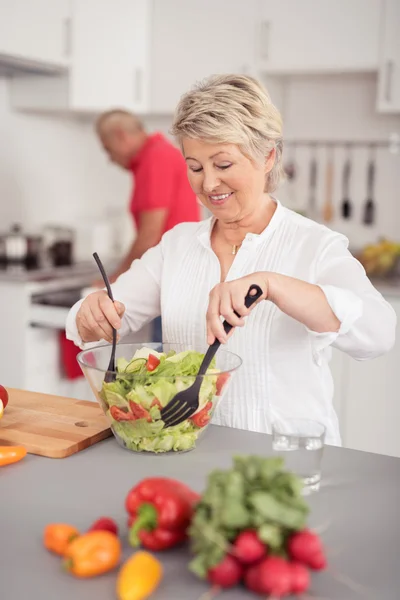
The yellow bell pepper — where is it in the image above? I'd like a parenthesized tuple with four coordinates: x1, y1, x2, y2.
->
(117, 551, 163, 600)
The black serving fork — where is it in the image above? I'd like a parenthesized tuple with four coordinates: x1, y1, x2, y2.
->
(160, 284, 263, 428)
(93, 252, 117, 383)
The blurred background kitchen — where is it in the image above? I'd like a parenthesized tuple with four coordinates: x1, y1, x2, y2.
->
(0, 0, 399, 457)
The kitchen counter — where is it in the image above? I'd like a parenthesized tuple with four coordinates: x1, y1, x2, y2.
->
(1, 426, 399, 599)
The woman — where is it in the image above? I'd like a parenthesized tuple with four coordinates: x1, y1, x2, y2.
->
(66, 74, 396, 445)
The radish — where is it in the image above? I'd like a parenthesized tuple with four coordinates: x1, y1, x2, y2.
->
(207, 554, 243, 588)
(308, 551, 327, 571)
(233, 529, 267, 565)
(257, 556, 292, 597)
(288, 529, 326, 569)
(244, 563, 262, 594)
(290, 561, 311, 594)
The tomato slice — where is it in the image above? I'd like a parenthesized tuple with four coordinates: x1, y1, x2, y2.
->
(110, 406, 136, 422)
(190, 401, 213, 428)
(129, 401, 152, 422)
(150, 397, 162, 409)
(216, 373, 230, 396)
(146, 354, 160, 372)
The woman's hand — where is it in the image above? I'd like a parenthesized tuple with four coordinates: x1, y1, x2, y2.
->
(206, 273, 268, 344)
(76, 291, 125, 344)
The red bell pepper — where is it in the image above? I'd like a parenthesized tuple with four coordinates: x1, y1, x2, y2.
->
(126, 478, 200, 551)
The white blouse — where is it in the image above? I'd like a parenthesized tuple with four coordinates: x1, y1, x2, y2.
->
(66, 200, 396, 445)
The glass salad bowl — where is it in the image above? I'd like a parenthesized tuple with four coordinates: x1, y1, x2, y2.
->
(77, 342, 242, 454)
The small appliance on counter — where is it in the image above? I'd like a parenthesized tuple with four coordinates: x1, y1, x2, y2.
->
(42, 225, 74, 267)
(0, 223, 43, 270)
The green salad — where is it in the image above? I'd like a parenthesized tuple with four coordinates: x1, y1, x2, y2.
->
(99, 347, 227, 453)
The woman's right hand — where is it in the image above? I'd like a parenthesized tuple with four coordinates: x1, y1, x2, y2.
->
(76, 291, 125, 344)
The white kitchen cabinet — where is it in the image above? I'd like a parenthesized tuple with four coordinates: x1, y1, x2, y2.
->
(11, 0, 259, 114)
(331, 296, 400, 458)
(0, 0, 70, 70)
(10, 0, 151, 113)
(150, 0, 259, 113)
(257, 0, 381, 74)
(377, 0, 400, 113)
(70, 0, 150, 112)
(341, 297, 400, 458)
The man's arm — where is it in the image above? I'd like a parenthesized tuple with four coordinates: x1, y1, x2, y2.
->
(110, 209, 167, 282)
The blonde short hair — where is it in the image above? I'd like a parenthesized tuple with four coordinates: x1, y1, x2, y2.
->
(171, 74, 284, 192)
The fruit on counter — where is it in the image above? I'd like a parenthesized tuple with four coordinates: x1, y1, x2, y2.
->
(0, 384, 9, 418)
(44, 523, 80, 556)
(100, 347, 221, 453)
(0, 445, 27, 467)
(63, 530, 121, 578)
(116, 551, 163, 600)
(358, 238, 400, 276)
(126, 477, 200, 551)
(87, 516, 119, 536)
(188, 455, 326, 596)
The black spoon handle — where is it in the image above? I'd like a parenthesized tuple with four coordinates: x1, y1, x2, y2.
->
(198, 284, 263, 377)
(93, 252, 114, 302)
(92, 252, 116, 379)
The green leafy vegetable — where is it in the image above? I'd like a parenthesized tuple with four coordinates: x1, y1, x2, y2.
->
(102, 346, 219, 453)
(188, 455, 309, 578)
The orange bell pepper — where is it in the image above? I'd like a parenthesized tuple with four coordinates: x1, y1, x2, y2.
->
(0, 446, 27, 467)
(63, 530, 121, 578)
(44, 523, 80, 556)
(117, 551, 163, 600)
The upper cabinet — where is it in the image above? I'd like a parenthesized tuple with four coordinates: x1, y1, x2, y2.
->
(150, 0, 259, 113)
(0, 0, 70, 71)
(257, 0, 381, 74)
(11, 0, 151, 113)
(8, 0, 399, 115)
(70, 0, 150, 113)
(377, 0, 400, 113)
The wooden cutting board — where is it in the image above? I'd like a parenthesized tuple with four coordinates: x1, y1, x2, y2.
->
(0, 388, 112, 458)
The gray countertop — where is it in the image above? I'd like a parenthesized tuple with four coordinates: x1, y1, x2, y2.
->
(1, 426, 399, 599)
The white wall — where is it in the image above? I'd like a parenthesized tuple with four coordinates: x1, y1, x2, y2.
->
(0, 72, 399, 258)
(273, 73, 400, 249)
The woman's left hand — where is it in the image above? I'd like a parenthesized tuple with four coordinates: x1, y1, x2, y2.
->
(206, 272, 269, 344)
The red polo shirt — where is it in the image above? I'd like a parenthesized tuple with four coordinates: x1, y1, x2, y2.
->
(129, 133, 200, 233)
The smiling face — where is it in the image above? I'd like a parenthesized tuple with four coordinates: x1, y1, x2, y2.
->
(183, 138, 275, 223)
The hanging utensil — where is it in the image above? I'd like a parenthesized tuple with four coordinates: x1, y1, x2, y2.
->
(160, 284, 263, 428)
(92, 252, 117, 383)
(340, 147, 352, 219)
(363, 146, 376, 226)
(322, 146, 334, 223)
(284, 143, 297, 181)
(308, 146, 318, 220)
(284, 143, 298, 211)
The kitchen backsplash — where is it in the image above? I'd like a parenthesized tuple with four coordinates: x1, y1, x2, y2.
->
(0, 72, 399, 261)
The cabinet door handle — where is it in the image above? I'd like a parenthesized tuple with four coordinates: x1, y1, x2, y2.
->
(385, 60, 394, 103)
(63, 17, 72, 57)
(260, 20, 270, 60)
(134, 68, 142, 105)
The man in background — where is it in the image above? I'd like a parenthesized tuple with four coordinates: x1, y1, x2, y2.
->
(94, 109, 201, 340)
(95, 109, 200, 283)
